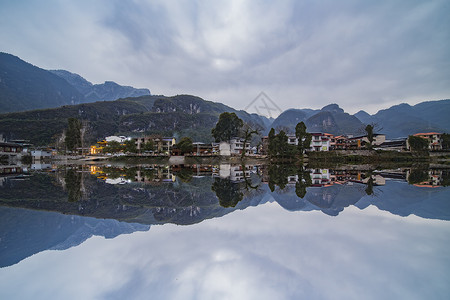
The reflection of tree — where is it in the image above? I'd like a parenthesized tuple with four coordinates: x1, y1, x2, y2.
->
(65, 169, 82, 202)
(176, 168, 193, 183)
(295, 166, 312, 198)
(268, 164, 298, 192)
(442, 170, 450, 187)
(365, 172, 374, 196)
(212, 177, 243, 208)
(408, 169, 429, 184)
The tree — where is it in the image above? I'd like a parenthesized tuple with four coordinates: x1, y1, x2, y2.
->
(365, 172, 374, 196)
(211, 112, 243, 142)
(295, 121, 312, 155)
(123, 139, 137, 153)
(365, 124, 374, 148)
(65, 118, 82, 152)
(212, 177, 243, 207)
(442, 133, 450, 150)
(143, 140, 155, 153)
(268, 128, 276, 156)
(295, 166, 312, 198)
(276, 130, 289, 158)
(65, 168, 82, 202)
(241, 126, 259, 159)
(408, 169, 429, 184)
(103, 141, 122, 153)
(176, 137, 194, 154)
(408, 135, 429, 152)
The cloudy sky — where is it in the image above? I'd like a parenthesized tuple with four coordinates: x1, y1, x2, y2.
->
(1, 0, 449, 115)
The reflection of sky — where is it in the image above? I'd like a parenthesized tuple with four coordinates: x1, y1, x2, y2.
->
(1, 203, 449, 299)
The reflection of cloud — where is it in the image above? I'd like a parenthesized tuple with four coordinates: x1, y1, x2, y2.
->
(1, 1, 449, 113)
(1, 204, 449, 299)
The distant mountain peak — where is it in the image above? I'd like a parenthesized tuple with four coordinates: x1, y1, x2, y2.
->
(321, 103, 344, 113)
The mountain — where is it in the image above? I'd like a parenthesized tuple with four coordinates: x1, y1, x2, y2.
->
(0, 94, 270, 145)
(0, 52, 150, 113)
(270, 104, 363, 135)
(270, 109, 318, 133)
(0, 52, 84, 113)
(353, 100, 450, 138)
(50, 69, 150, 102)
(354, 110, 372, 124)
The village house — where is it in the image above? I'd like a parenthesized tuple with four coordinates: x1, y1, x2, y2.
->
(348, 133, 386, 148)
(409, 132, 443, 151)
(309, 133, 332, 152)
(376, 138, 408, 151)
(218, 138, 251, 156)
(135, 136, 176, 155)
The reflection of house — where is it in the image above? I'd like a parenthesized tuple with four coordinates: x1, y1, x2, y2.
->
(407, 169, 445, 187)
(216, 164, 255, 182)
(410, 132, 443, 151)
(310, 169, 331, 186)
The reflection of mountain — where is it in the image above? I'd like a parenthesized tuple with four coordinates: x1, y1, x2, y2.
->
(269, 183, 366, 216)
(268, 180, 450, 220)
(0, 206, 149, 268)
(355, 180, 450, 220)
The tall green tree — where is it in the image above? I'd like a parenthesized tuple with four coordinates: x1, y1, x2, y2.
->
(143, 140, 155, 153)
(65, 118, 82, 152)
(176, 137, 194, 154)
(103, 141, 122, 153)
(123, 139, 137, 153)
(408, 135, 429, 152)
(442, 133, 450, 150)
(295, 121, 312, 154)
(211, 112, 243, 142)
(365, 124, 374, 148)
(268, 128, 276, 156)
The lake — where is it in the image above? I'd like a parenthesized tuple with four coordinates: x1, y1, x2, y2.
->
(0, 163, 449, 299)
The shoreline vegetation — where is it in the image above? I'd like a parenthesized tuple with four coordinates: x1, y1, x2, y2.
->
(47, 149, 450, 168)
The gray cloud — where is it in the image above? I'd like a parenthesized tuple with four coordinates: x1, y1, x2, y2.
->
(0, 0, 449, 114)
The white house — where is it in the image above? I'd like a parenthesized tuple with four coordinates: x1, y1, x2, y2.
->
(219, 138, 251, 156)
(105, 136, 130, 143)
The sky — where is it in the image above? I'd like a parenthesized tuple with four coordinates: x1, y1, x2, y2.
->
(1, 0, 449, 115)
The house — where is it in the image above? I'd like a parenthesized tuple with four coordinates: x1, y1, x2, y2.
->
(135, 136, 176, 155)
(218, 138, 251, 156)
(105, 136, 130, 143)
(309, 133, 332, 152)
(230, 138, 251, 155)
(330, 135, 350, 150)
(410, 132, 442, 151)
(376, 138, 407, 151)
(348, 134, 386, 148)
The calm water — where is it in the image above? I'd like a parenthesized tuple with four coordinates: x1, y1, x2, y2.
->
(0, 164, 449, 300)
